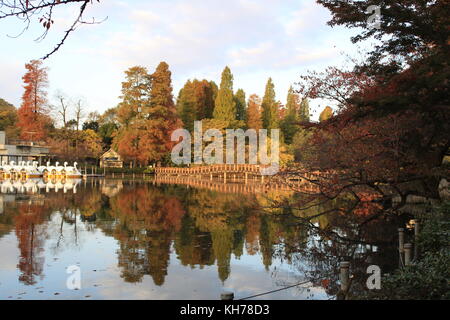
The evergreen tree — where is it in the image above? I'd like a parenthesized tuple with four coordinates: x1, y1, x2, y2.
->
(204, 80, 217, 119)
(261, 78, 279, 129)
(285, 86, 299, 120)
(281, 86, 300, 144)
(176, 79, 217, 131)
(299, 98, 311, 122)
(213, 67, 236, 121)
(234, 89, 246, 121)
(176, 80, 196, 132)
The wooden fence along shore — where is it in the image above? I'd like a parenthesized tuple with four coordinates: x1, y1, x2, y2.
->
(154, 175, 297, 194)
(153, 164, 323, 193)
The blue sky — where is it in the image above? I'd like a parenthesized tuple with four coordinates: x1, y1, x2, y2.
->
(0, 0, 362, 121)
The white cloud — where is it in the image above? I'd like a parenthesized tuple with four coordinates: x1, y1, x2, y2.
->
(0, 0, 359, 116)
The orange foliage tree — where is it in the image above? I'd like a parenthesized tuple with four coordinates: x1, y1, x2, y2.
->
(17, 60, 52, 141)
(246, 94, 263, 130)
(114, 62, 182, 165)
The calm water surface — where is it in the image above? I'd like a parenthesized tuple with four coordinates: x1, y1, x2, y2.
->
(0, 178, 402, 300)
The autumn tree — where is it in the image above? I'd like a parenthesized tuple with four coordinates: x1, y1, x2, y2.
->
(79, 129, 103, 159)
(246, 94, 263, 130)
(286, 0, 450, 219)
(234, 88, 246, 121)
(116, 66, 151, 128)
(115, 62, 181, 165)
(195, 79, 216, 120)
(147, 61, 181, 157)
(319, 106, 333, 122)
(317, 0, 449, 66)
(17, 60, 52, 141)
(261, 78, 279, 129)
(114, 66, 152, 164)
(213, 67, 236, 121)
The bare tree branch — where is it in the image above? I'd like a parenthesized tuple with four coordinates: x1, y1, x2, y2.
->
(0, 0, 105, 59)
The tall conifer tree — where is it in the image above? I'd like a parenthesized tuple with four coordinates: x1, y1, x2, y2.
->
(261, 78, 278, 129)
(234, 88, 246, 121)
(281, 86, 300, 144)
(213, 67, 236, 121)
(299, 98, 310, 122)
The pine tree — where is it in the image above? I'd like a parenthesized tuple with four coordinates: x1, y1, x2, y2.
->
(234, 89, 246, 121)
(204, 80, 217, 119)
(281, 86, 300, 144)
(299, 98, 310, 122)
(286, 86, 299, 120)
(261, 78, 279, 129)
(246, 94, 263, 130)
(176, 79, 217, 131)
(213, 67, 236, 121)
(176, 80, 196, 131)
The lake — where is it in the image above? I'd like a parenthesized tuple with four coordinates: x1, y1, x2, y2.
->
(0, 178, 405, 300)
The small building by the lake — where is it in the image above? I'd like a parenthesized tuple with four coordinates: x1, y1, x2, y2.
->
(0, 131, 50, 165)
(100, 149, 123, 168)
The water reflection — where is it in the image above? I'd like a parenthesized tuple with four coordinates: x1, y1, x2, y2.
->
(0, 178, 405, 300)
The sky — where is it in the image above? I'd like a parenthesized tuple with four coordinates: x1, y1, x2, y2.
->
(0, 0, 362, 121)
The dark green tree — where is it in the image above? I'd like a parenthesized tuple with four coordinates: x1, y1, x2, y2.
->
(177, 79, 217, 131)
(299, 98, 310, 122)
(234, 88, 246, 121)
(82, 121, 99, 132)
(176, 80, 197, 132)
(213, 67, 236, 121)
(280, 87, 300, 144)
(261, 78, 279, 129)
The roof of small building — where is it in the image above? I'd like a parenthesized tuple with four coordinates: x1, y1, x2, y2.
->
(100, 148, 122, 160)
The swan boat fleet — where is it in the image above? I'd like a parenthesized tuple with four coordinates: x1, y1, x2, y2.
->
(0, 161, 82, 180)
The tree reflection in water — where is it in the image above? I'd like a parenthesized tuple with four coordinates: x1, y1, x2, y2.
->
(0, 179, 409, 297)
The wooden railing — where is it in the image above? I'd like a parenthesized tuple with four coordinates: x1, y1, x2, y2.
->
(154, 175, 295, 194)
(155, 164, 268, 176)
